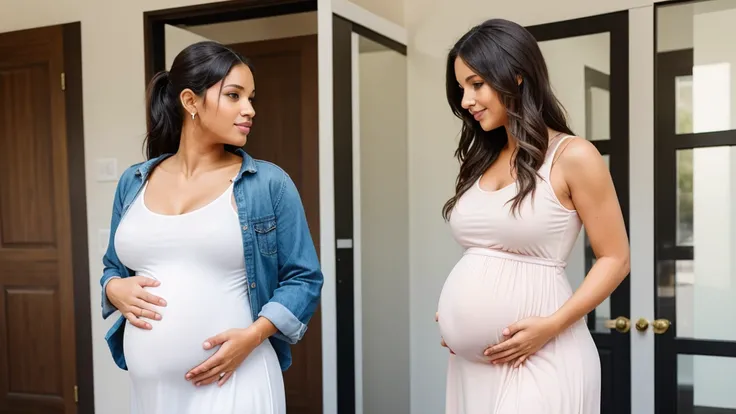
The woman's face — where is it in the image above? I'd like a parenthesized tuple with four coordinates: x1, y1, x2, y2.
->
(454, 57, 507, 132)
(193, 63, 256, 147)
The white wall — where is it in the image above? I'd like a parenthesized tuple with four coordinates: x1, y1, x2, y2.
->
(403, 1, 657, 413)
(357, 46, 410, 414)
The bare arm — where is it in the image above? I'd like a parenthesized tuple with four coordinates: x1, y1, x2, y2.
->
(548, 138, 630, 332)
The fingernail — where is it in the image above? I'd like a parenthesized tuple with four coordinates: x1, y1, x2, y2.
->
(160, 299, 167, 306)
(186, 374, 191, 379)
(203, 342, 211, 349)
(503, 328, 510, 335)
(196, 382, 200, 387)
(155, 314, 161, 320)
(146, 323, 151, 329)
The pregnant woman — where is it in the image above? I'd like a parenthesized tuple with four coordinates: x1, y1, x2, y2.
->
(436, 19, 630, 414)
(99, 41, 323, 414)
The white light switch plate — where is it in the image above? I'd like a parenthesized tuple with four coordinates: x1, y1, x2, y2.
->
(96, 158, 118, 182)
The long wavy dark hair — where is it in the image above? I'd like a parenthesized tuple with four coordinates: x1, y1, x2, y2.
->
(144, 41, 252, 159)
(442, 18, 574, 220)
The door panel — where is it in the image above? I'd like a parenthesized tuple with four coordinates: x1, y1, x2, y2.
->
(527, 11, 631, 414)
(0, 25, 79, 414)
(228, 35, 322, 414)
(655, 2, 736, 413)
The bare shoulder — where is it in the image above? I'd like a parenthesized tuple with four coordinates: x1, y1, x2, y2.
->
(555, 136, 604, 170)
(554, 136, 612, 194)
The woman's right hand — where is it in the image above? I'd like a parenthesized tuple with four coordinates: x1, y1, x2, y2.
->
(105, 276, 167, 330)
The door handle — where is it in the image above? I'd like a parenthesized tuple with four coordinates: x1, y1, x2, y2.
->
(604, 316, 631, 333)
(631, 318, 671, 334)
(651, 319, 671, 334)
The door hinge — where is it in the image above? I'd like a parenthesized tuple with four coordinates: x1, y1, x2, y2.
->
(74, 385, 78, 403)
(61, 73, 66, 91)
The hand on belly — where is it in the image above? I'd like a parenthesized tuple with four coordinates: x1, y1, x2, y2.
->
(482, 316, 561, 368)
(123, 284, 251, 379)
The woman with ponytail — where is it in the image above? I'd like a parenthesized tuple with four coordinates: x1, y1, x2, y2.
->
(435, 19, 629, 413)
(98, 41, 322, 414)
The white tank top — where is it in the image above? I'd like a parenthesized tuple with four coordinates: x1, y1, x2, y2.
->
(113, 181, 285, 414)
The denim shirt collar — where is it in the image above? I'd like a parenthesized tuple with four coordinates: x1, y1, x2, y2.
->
(133, 148, 257, 181)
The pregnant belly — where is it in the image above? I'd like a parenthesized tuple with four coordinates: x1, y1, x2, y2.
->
(123, 280, 252, 379)
(436, 254, 570, 362)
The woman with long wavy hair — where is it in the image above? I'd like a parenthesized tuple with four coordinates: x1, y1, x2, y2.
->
(435, 19, 629, 413)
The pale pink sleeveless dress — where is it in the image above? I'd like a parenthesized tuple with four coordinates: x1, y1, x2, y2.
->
(437, 136, 601, 414)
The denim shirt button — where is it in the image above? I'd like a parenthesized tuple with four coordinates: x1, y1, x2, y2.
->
(250, 282, 256, 289)
(242, 224, 248, 231)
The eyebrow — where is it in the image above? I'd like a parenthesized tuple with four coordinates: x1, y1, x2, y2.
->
(223, 84, 244, 90)
(465, 75, 480, 82)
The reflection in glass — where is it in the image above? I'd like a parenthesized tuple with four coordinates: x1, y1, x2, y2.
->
(658, 0, 736, 135)
(677, 149, 694, 245)
(674, 146, 736, 342)
(538, 33, 610, 141)
(678, 354, 736, 412)
(676, 76, 693, 135)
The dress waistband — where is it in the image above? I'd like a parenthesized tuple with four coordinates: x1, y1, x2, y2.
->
(464, 247, 566, 268)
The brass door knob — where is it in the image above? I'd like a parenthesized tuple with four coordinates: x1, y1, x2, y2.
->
(651, 319, 671, 334)
(635, 318, 650, 332)
(604, 316, 631, 333)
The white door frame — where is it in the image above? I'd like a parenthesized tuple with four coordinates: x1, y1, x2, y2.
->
(317, 2, 407, 413)
(628, 5, 656, 414)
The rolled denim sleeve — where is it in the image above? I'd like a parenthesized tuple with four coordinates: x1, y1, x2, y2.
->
(258, 172, 323, 344)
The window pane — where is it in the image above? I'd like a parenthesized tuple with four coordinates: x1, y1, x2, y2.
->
(538, 33, 610, 141)
(658, 1, 736, 135)
(677, 149, 694, 245)
(675, 146, 736, 341)
(678, 355, 736, 412)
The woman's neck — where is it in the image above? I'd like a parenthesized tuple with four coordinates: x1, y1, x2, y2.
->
(171, 127, 230, 179)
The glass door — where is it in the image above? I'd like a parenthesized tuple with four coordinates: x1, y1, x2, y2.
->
(655, 1, 736, 413)
(527, 10, 631, 414)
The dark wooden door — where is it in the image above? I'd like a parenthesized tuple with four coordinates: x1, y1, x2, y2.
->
(0, 25, 88, 414)
(228, 35, 322, 414)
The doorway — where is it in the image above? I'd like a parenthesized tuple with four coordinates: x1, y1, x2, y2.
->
(0, 23, 93, 413)
(526, 11, 631, 414)
(153, 8, 322, 413)
(655, 1, 736, 413)
(331, 14, 409, 414)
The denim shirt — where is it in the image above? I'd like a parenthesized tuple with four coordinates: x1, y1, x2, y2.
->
(100, 149, 323, 371)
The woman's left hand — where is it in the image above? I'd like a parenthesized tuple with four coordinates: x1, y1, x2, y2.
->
(483, 316, 560, 368)
(186, 328, 262, 387)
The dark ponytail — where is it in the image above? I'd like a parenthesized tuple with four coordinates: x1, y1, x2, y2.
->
(143, 41, 252, 160)
(145, 71, 183, 159)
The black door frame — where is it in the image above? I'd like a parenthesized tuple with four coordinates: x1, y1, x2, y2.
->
(526, 10, 631, 414)
(331, 14, 406, 414)
(142, 0, 318, 83)
(653, 2, 736, 412)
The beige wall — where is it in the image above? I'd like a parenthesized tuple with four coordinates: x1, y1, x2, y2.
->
(0, 3, 315, 413)
(348, 0, 403, 26)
